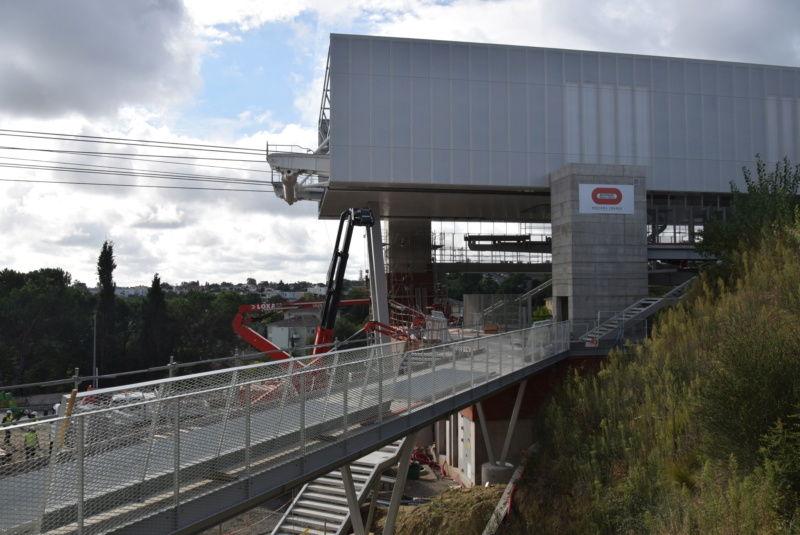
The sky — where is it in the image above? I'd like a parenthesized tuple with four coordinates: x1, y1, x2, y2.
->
(1, 0, 800, 288)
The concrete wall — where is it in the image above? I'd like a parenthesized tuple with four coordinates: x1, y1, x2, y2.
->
(550, 164, 648, 329)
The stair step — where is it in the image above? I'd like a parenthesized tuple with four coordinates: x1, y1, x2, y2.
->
(289, 506, 348, 523)
(295, 499, 350, 515)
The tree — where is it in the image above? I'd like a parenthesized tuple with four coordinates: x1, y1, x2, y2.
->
(497, 273, 531, 294)
(96, 240, 117, 374)
(698, 155, 800, 266)
(0, 268, 94, 385)
(140, 274, 171, 368)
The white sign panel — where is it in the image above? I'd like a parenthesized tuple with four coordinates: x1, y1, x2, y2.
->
(579, 184, 634, 214)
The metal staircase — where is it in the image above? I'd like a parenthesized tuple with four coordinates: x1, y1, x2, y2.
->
(481, 279, 553, 317)
(271, 440, 405, 535)
(580, 277, 696, 347)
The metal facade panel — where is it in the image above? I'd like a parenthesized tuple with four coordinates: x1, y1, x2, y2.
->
(328, 34, 800, 194)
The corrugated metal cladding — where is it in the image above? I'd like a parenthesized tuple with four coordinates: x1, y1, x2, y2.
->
(328, 34, 800, 194)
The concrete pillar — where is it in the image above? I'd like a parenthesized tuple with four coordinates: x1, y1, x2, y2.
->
(549, 164, 647, 332)
(385, 219, 434, 311)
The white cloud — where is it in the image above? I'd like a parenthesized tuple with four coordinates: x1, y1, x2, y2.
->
(0, 1, 202, 120)
(2, 0, 800, 290)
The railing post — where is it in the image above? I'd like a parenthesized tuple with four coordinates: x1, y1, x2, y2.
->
(377, 354, 384, 425)
(431, 349, 437, 404)
(300, 368, 306, 460)
(168, 356, 175, 378)
(73, 368, 80, 391)
(343, 374, 349, 439)
(245, 383, 251, 480)
(174, 397, 181, 514)
(77, 414, 84, 534)
(407, 352, 412, 415)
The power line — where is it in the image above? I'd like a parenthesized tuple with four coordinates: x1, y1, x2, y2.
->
(0, 177, 274, 192)
(0, 145, 268, 163)
(0, 129, 268, 155)
(0, 157, 275, 185)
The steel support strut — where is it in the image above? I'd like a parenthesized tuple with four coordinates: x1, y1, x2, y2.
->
(383, 433, 417, 535)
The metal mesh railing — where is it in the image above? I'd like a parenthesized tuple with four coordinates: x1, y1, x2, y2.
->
(1, 322, 569, 534)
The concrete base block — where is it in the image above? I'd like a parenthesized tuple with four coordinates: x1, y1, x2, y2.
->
(481, 462, 515, 485)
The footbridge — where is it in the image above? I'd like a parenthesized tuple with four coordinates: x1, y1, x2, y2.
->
(1, 321, 571, 535)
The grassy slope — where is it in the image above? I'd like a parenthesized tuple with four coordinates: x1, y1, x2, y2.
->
(510, 229, 800, 534)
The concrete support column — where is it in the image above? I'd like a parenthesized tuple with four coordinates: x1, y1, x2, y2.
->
(549, 164, 647, 332)
(385, 219, 434, 312)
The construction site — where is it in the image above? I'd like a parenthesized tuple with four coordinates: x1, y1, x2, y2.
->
(3, 33, 800, 534)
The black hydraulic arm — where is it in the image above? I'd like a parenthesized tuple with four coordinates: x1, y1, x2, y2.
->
(318, 208, 375, 331)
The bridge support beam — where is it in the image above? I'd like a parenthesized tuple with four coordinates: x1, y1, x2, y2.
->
(342, 464, 367, 535)
(383, 432, 416, 535)
(368, 207, 391, 344)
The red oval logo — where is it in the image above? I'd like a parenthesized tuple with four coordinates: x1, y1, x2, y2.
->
(592, 187, 622, 205)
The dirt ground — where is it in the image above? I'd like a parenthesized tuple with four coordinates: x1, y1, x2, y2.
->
(368, 465, 506, 535)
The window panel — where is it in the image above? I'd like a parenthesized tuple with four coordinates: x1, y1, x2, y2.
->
(489, 47, 508, 82)
(652, 92, 669, 158)
(528, 85, 546, 152)
(685, 62, 701, 94)
(635, 58, 651, 87)
(508, 48, 526, 83)
(450, 45, 469, 80)
(718, 65, 733, 96)
(735, 98, 752, 160)
(508, 83, 527, 152)
(470, 81, 490, 148)
(733, 66, 749, 97)
(565, 84, 580, 159)
(372, 39, 390, 76)
(412, 148, 432, 182)
(451, 80, 470, 150)
(686, 94, 702, 159)
(470, 45, 489, 81)
(491, 82, 509, 151)
(371, 75, 390, 146)
(564, 53, 580, 82)
(391, 76, 411, 148)
(669, 93, 687, 158)
(702, 63, 717, 95)
(582, 53, 599, 83)
(600, 86, 616, 159)
(600, 55, 616, 85)
(431, 78, 451, 150)
(526, 49, 545, 84)
(702, 95, 719, 159)
(582, 85, 598, 158)
(652, 59, 668, 91)
(617, 88, 634, 161)
(411, 42, 431, 78)
(411, 77, 431, 148)
(351, 38, 371, 75)
(491, 151, 509, 185)
(546, 85, 564, 153)
(430, 43, 450, 79)
(618, 56, 633, 85)
(669, 61, 685, 93)
(546, 51, 563, 85)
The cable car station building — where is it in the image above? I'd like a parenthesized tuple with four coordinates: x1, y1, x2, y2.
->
(270, 34, 800, 330)
(268, 35, 800, 483)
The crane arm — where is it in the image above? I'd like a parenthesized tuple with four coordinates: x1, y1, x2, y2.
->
(313, 208, 374, 354)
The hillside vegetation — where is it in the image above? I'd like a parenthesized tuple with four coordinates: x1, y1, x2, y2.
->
(511, 220, 800, 532)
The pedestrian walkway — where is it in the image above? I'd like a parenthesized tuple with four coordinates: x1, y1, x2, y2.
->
(0, 321, 570, 534)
